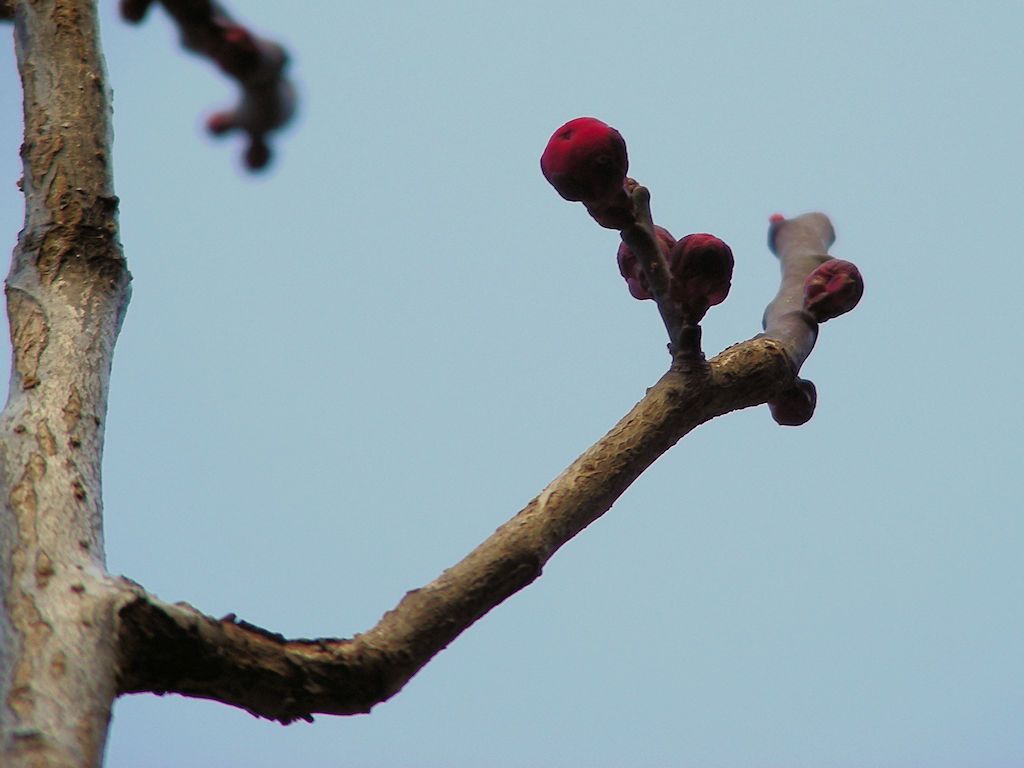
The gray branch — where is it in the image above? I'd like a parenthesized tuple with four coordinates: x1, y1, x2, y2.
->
(115, 336, 794, 723)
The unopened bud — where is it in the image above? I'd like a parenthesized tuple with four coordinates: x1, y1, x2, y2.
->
(803, 259, 864, 322)
(769, 378, 817, 426)
(667, 233, 734, 320)
(540, 117, 629, 206)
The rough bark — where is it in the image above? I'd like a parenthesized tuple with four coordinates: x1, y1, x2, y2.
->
(0, 1, 130, 766)
(114, 337, 794, 723)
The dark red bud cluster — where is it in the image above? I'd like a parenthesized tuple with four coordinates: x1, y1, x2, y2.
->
(206, 112, 235, 136)
(803, 259, 863, 322)
(541, 119, 735, 320)
(616, 226, 676, 301)
(541, 118, 634, 229)
(769, 378, 817, 426)
(666, 233, 734, 320)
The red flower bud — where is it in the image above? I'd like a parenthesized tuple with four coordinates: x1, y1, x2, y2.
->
(769, 378, 817, 426)
(803, 259, 863, 322)
(540, 117, 628, 205)
(616, 226, 675, 301)
(667, 233, 734, 320)
(207, 112, 237, 135)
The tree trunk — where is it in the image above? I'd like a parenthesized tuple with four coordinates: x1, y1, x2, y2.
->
(0, 1, 129, 765)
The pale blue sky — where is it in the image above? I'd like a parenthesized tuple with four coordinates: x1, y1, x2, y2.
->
(2, 2, 1023, 766)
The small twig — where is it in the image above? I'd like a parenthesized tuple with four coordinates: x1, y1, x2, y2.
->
(121, 0, 296, 170)
(116, 335, 795, 723)
(619, 183, 688, 358)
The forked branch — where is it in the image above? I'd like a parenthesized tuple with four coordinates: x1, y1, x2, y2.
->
(114, 120, 864, 725)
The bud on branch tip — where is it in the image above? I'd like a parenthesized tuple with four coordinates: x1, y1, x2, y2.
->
(541, 117, 628, 204)
(769, 378, 817, 426)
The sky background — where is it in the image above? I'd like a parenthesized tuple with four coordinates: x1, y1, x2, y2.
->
(2, 1, 1023, 766)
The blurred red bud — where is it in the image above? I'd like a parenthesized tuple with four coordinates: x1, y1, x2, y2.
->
(540, 117, 628, 205)
(221, 24, 256, 48)
(803, 259, 864, 322)
(206, 112, 237, 135)
(120, 0, 153, 22)
(667, 233, 734, 320)
(769, 378, 817, 426)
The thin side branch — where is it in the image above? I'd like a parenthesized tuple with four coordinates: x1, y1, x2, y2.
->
(120, 0, 296, 169)
(116, 335, 795, 723)
(619, 183, 688, 357)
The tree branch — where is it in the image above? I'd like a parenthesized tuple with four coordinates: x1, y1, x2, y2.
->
(116, 335, 795, 723)
(619, 183, 688, 357)
(1, 0, 130, 765)
(120, 0, 296, 170)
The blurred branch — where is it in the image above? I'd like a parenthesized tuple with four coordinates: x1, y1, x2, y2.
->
(116, 335, 794, 723)
(0, 2, 13, 21)
(120, 0, 296, 170)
